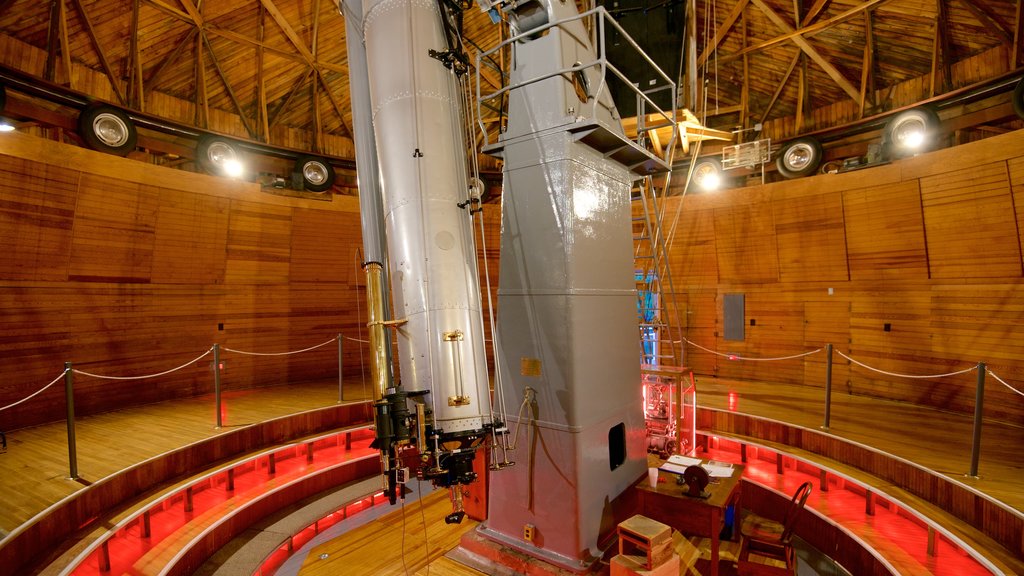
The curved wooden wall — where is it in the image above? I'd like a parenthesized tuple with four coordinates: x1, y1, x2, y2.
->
(670, 128, 1024, 424)
(0, 132, 367, 430)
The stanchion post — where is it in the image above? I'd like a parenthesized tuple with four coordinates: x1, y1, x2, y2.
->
(823, 343, 833, 430)
(342, 334, 350, 401)
(64, 362, 78, 480)
(213, 344, 223, 428)
(969, 362, 985, 477)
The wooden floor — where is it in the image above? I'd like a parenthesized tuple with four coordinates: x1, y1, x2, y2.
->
(1, 374, 1021, 570)
(0, 378, 373, 536)
(297, 487, 482, 576)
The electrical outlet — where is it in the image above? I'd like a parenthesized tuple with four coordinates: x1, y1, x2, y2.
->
(523, 523, 535, 542)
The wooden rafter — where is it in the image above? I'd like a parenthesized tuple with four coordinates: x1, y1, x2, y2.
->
(202, 33, 256, 138)
(931, 0, 952, 97)
(696, 0, 749, 68)
(319, 73, 353, 139)
(257, 3, 269, 140)
(954, 0, 1012, 43)
(759, 52, 800, 124)
(796, 56, 806, 131)
(57, 0, 72, 85)
(70, 0, 126, 105)
(45, 0, 59, 82)
(130, 0, 144, 111)
(312, 0, 323, 152)
(800, 0, 830, 27)
(269, 68, 314, 129)
(751, 0, 861, 102)
(195, 22, 208, 127)
(858, 9, 874, 119)
(720, 0, 893, 65)
(145, 28, 197, 96)
(143, 0, 345, 73)
(259, 0, 317, 66)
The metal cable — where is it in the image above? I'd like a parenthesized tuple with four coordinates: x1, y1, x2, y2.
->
(835, 350, 978, 379)
(73, 348, 214, 381)
(986, 369, 1024, 399)
(679, 338, 821, 361)
(223, 336, 338, 357)
(0, 370, 68, 412)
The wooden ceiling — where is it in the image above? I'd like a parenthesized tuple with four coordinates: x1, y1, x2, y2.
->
(0, 0, 1020, 161)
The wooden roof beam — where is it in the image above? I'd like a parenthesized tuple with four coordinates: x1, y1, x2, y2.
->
(800, 0, 830, 27)
(259, 0, 317, 67)
(720, 0, 893, 64)
(69, 0, 126, 106)
(953, 0, 1012, 44)
(751, 0, 861, 102)
(759, 51, 800, 124)
(697, 0, 749, 68)
(858, 9, 875, 119)
(202, 33, 257, 138)
(145, 28, 197, 96)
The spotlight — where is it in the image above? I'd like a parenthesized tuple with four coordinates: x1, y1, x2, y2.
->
(691, 157, 723, 192)
(885, 107, 938, 158)
(223, 159, 244, 178)
(697, 171, 721, 191)
(0, 122, 14, 133)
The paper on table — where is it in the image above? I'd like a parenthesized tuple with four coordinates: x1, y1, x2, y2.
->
(660, 454, 736, 478)
(667, 454, 702, 467)
(703, 464, 735, 478)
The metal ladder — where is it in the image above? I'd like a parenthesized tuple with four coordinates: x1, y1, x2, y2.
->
(632, 173, 685, 369)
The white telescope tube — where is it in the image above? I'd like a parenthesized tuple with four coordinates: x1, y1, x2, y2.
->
(362, 0, 490, 435)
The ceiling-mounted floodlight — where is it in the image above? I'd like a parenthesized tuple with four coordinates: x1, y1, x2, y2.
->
(196, 136, 246, 179)
(885, 107, 939, 159)
(691, 157, 723, 192)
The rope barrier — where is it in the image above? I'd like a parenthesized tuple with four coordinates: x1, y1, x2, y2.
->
(73, 348, 214, 381)
(341, 334, 369, 344)
(679, 338, 822, 362)
(987, 369, 1024, 399)
(223, 336, 338, 357)
(0, 370, 69, 413)
(834, 350, 977, 379)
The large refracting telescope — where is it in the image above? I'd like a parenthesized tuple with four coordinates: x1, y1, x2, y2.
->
(345, 0, 503, 523)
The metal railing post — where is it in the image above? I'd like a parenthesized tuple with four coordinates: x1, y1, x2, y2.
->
(337, 333, 344, 403)
(64, 362, 78, 480)
(823, 343, 833, 430)
(213, 344, 222, 428)
(969, 362, 985, 477)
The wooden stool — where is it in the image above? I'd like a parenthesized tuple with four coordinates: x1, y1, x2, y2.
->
(616, 515, 673, 570)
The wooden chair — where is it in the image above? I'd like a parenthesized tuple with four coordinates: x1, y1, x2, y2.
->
(737, 481, 813, 575)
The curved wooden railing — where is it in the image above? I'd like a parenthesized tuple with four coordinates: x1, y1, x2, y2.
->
(699, 409, 1024, 574)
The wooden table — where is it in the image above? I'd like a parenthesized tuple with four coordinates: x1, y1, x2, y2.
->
(635, 459, 744, 576)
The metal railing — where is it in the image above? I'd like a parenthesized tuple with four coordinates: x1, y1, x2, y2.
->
(474, 6, 678, 164)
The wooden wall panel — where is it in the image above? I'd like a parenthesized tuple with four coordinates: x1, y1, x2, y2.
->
(290, 208, 359, 284)
(224, 200, 292, 285)
(151, 191, 230, 284)
(773, 192, 848, 282)
(69, 174, 159, 282)
(677, 129, 1024, 424)
(0, 156, 77, 281)
(843, 181, 928, 280)
(713, 202, 778, 283)
(0, 133, 365, 430)
(919, 162, 1021, 278)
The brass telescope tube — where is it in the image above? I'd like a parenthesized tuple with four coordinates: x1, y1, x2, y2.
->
(364, 261, 393, 495)
(364, 261, 389, 402)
